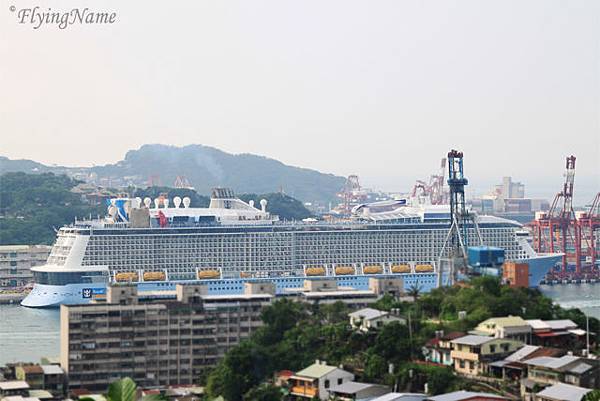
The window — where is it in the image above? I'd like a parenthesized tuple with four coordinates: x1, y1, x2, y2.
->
(459, 360, 465, 369)
(489, 345, 496, 353)
(337, 378, 343, 385)
(324, 379, 330, 388)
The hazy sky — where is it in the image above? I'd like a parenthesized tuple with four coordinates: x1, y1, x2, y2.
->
(1, 0, 599, 201)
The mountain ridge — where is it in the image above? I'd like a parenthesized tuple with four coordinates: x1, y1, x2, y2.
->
(0, 144, 346, 203)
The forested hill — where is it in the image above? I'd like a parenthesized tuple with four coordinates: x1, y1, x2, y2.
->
(0, 173, 105, 245)
(0, 173, 313, 245)
(0, 144, 347, 204)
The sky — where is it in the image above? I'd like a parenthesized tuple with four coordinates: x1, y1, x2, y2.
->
(1, 0, 599, 202)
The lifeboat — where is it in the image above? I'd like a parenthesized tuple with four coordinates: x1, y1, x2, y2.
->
(391, 264, 411, 274)
(143, 271, 166, 281)
(198, 270, 221, 279)
(115, 272, 139, 282)
(240, 272, 251, 278)
(305, 267, 325, 276)
(335, 266, 354, 275)
(363, 265, 383, 274)
(415, 264, 434, 272)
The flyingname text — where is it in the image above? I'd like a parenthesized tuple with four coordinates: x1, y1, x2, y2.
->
(13, 6, 117, 29)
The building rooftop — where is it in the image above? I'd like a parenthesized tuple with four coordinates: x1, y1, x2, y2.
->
(330, 381, 387, 395)
(294, 362, 338, 379)
(505, 345, 539, 362)
(479, 316, 529, 328)
(450, 335, 493, 346)
(40, 365, 63, 375)
(526, 319, 578, 331)
(524, 355, 580, 370)
(0, 381, 30, 391)
(28, 390, 54, 399)
(427, 391, 506, 401)
(348, 308, 388, 320)
(535, 383, 591, 401)
(371, 393, 426, 401)
(19, 366, 43, 374)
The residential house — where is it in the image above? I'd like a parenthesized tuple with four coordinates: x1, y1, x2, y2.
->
(0, 381, 30, 398)
(473, 316, 531, 343)
(426, 391, 509, 401)
(535, 383, 592, 401)
(348, 308, 406, 332)
(14, 367, 43, 390)
(450, 335, 523, 376)
(523, 355, 598, 389)
(488, 346, 565, 380)
(39, 366, 65, 395)
(328, 381, 390, 401)
(289, 361, 354, 400)
(526, 320, 586, 348)
(424, 332, 465, 366)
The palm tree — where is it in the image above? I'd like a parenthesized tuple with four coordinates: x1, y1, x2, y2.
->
(406, 281, 423, 300)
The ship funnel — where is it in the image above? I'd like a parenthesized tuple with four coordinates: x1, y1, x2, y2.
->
(173, 196, 182, 208)
(183, 197, 191, 208)
(143, 197, 152, 208)
(249, 200, 255, 208)
(260, 199, 267, 212)
(153, 198, 160, 209)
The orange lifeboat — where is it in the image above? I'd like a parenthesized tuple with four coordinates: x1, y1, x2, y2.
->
(305, 267, 326, 276)
(391, 264, 411, 274)
(363, 265, 383, 274)
(198, 270, 220, 279)
(143, 271, 166, 281)
(115, 272, 139, 282)
(240, 271, 251, 278)
(415, 264, 434, 272)
(335, 266, 354, 275)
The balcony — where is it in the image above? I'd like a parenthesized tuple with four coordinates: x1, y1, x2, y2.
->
(290, 385, 318, 398)
(450, 350, 479, 361)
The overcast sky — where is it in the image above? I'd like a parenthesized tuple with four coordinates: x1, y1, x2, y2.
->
(1, 0, 598, 201)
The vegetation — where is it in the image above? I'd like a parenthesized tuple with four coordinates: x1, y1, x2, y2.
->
(204, 276, 599, 400)
(80, 377, 164, 401)
(0, 172, 104, 245)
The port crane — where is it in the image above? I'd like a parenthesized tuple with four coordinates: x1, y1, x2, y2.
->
(437, 150, 482, 287)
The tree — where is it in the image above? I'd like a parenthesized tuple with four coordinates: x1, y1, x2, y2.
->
(80, 377, 164, 401)
(583, 390, 600, 401)
(244, 384, 283, 401)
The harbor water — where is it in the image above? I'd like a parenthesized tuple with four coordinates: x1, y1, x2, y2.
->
(0, 285, 598, 365)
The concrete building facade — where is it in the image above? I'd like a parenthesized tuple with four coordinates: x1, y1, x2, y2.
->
(0, 245, 51, 288)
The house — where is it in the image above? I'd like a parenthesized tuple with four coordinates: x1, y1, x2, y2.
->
(535, 383, 591, 401)
(289, 361, 354, 400)
(426, 390, 509, 401)
(14, 366, 43, 390)
(328, 381, 390, 401)
(522, 355, 599, 391)
(488, 345, 565, 380)
(39, 366, 65, 395)
(424, 332, 465, 366)
(349, 308, 406, 332)
(450, 335, 523, 376)
(526, 320, 585, 348)
(0, 381, 30, 397)
(370, 393, 426, 401)
(473, 316, 531, 342)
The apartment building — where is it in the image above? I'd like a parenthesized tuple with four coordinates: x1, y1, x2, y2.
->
(0, 245, 51, 288)
(473, 316, 531, 343)
(60, 283, 273, 391)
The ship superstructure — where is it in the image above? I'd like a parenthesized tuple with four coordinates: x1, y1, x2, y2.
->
(22, 188, 560, 307)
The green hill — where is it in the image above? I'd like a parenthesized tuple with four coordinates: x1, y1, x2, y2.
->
(0, 145, 346, 204)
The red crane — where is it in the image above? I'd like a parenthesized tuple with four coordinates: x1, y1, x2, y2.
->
(532, 156, 580, 274)
(578, 192, 600, 271)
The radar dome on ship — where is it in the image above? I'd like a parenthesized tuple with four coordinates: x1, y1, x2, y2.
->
(163, 198, 170, 208)
(173, 196, 182, 208)
(260, 199, 267, 212)
(249, 200, 254, 208)
(143, 197, 152, 208)
(135, 197, 142, 208)
(154, 198, 160, 209)
(182, 197, 191, 208)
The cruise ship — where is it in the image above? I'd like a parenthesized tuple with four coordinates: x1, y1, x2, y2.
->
(22, 188, 561, 307)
